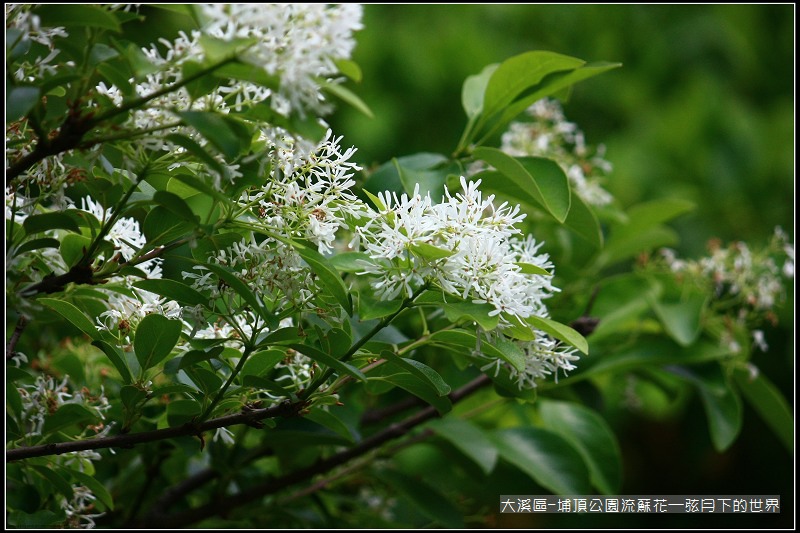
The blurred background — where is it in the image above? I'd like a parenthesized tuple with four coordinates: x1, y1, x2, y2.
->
(324, 4, 794, 528)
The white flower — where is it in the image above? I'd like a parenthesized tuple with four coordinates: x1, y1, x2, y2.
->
(499, 98, 614, 207)
(357, 177, 556, 325)
(213, 427, 236, 445)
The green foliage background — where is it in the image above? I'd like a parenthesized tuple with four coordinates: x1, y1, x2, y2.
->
(325, 4, 794, 528)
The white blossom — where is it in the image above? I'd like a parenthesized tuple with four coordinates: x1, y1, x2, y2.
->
(499, 98, 614, 206)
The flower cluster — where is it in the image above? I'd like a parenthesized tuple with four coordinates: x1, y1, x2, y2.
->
(94, 3, 363, 176)
(6, 4, 70, 82)
(356, 177, 578, 388)
(500, 98, 614, 207)
(357, 177, 557, 321)
(658, 227, 794, 353)
(17, 374, 112, 438)
(243, 129, 364, 254)
(200, 3, 363, 117)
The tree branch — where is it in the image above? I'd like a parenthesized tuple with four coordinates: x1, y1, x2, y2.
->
(136, 373, 491, 528)
(6, 316, 28, 361)
(6, 399, 307, 462)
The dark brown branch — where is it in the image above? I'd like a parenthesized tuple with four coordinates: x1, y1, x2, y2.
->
(6, 399, 307, 462)
(138, 373, 491, 528)
(21, 263, 97, 296)
(6, 316, 28, 361)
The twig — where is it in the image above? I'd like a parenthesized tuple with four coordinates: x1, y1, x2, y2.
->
(6, 316, 28, 361)
(6, 399, 307, 462)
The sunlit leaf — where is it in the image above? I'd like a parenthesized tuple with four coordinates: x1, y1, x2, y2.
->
(134, 314, 182, 371)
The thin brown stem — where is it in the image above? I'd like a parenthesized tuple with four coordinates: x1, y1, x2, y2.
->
(6, 316, 28, 361)
(6, 399, 307, 462)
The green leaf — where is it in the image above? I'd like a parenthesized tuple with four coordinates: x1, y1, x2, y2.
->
(615, 198, 696, 240)
(184, 365, 223, 395)
(169, 172, 230, 204)
(36, 5, 121, 32)
(462, 63, 498, 119)
(293, 243, 352, 315)
(97, 62, 134, 95)
(177, 111, 242, 160)
(380, 469, 463, 528)
(7, 86, 40, 123)
(675, 365, 742, 452)
(648, 287, 708, 347)
(369, 367, 452, 415)
(482, 51, 584, 123)
(178, 346, 225, 369)
(69, 470, 115, 511)
(573, 337, 727, 380)
(599, 198, 694, 268)
(151, 384, 198, 397)
(393, 157, 459, 198)
(165, 133, 225, 176)
(91, 340, 133, 384)
(473, 149, 570, 223)
(410, 242, 454, 261)
(334, 58, 362, 82)
(383, 354, 451, 397)
(733, 368, 792, 453)
(120, 385, 148, 412)
(363, 153, 449, 198)
(7, 510, 65, 528)
(198, 34, 256, 62)
(202, 261, 267, 319)
(428, 418, 498, 475)
(257, 328, 299, 346)
(134, 314, 182, 371)
(427, 328, 525, 372)
(153, 190, 200, 225)
(182, 60, 221, 100)
(442, 301, 499, 331)
(241, 349, 286, 377)
(304, 407, 356, 443)
(491, 427, 592, 495)
(359, 296, 404, 321)
(527, 315, 589, 355)
(363, 189, 388, 211)
(562, 191, 604, 248)
(167, 399, 202, 426)
(31, 466, 73, 500)
(88, 43, 119, 66)
(242, 375, 292, 397)
(42, 403, 100, 435)
(288, 343, 366, 383)
(22, 212, 80, 235)
(515, 262, 552, 276)
(39, 298, 99, 340)
(539, 400, 622, 494)
(142, 205, 195, 246)
(59, 233, 92, 268)
(320, 80, 374, 118)
(133, 279, 209, 307)
(492, 336, 527, 373)
(13, 237, 61, 255)
(329, 251, 371, 273)
(214, 62, 280, 89)
(492, 61, 623, 139)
